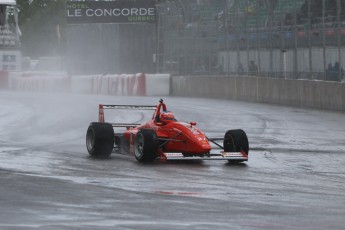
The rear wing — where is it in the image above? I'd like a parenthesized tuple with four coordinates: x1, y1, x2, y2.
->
(98, 104, 157, 128)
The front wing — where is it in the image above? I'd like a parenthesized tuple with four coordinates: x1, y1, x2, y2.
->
(161, 151, 248, 161)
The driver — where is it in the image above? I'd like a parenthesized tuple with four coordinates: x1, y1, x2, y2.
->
(154, 99, 166, 122)
(154, 99, 176, 123)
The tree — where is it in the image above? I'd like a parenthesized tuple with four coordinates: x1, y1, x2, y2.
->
(17, 0, 66, 57)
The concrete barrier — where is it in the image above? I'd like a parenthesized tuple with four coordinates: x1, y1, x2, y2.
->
(223, 76, 236, 99)
(320, 81, 343, 111)
(0, 71, 8, 89)
(171, 75, 345, 112)
(171, 75, 187, 97)
(279, 79, 300, 107)
(145, 74, 170, 96)
(258, 77, 282, 105)
(299, 80, 317, 109)
(343, 83, 345, 111)
(235, 76, 257, 102)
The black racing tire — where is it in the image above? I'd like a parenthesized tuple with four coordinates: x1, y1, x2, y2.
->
(224, 129, 249, 162)
(86, 122, 114, 158)
(134, 129, 158, 162)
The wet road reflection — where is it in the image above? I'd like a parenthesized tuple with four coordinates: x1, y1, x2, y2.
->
(0, 92, 344, 230)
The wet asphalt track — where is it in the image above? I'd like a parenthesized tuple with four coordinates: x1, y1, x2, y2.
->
(0, 91, 345, 230)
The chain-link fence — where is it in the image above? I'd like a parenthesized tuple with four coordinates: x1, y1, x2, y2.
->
(156, 0, 345, 82)
(66, 23, 156, 75)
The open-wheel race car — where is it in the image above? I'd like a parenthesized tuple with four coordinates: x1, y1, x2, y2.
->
(86, 99, 249, 163)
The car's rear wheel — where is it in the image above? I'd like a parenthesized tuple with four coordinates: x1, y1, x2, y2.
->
(224, 129, 249, 163)
(86, 122, 114, 158)
(134, 129, 158, 162)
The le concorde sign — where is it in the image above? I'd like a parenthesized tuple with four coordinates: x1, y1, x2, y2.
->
(66, 0, 156, 24)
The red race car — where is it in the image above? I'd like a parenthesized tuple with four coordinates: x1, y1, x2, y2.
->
(86, 99, 249, 163)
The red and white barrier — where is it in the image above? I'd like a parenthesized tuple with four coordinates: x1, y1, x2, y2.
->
(8, 71, 69, 92)
(7, 72, 170, 96)
(70, 73, 146, 95)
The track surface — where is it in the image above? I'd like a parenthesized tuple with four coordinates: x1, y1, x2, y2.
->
(0, 91, 345, 230)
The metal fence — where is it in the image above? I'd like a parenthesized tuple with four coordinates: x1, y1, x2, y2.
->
(156, 0, 345, 82)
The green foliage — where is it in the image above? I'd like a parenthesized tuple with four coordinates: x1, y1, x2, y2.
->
(17, 0, 66, 57)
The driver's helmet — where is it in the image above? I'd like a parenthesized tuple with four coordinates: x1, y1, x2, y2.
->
(160, 112, 176, 123)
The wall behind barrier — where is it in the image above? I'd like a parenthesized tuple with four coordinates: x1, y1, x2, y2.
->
(171, 75, 345, 112)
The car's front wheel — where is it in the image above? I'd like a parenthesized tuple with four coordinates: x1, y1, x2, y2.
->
(224, 129, 249, 163)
